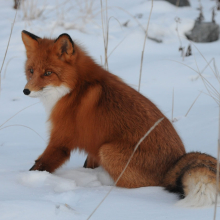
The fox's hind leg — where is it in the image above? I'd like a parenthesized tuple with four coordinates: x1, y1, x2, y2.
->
(83, 155, 100, 169)
(29, 144, 71, 173)
(99, 143, 156, 188)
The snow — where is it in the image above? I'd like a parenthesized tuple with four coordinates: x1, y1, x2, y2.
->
(0, 0, 220, 219)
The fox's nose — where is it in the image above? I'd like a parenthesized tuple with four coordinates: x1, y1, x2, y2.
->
(23, 89, 31, 95)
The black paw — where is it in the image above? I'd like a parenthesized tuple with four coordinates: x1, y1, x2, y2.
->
(83, 158, 87, 168)
(29, 161, 45, 171)
(29, 164, 36, 171)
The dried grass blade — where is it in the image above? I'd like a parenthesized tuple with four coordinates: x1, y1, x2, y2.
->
(0, 102, 40, 128)
(214, 116, 220, 220)
(0, 1, 19, 93)
(138, 0, 154, 92)
(0, 124, 45, 142)
(185, 92, 202, 117)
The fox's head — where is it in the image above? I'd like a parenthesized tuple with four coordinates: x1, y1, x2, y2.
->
(22, 30, 79, 96)
(22, 30, 80, 113)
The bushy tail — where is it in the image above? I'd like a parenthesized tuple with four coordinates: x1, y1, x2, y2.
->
(163, 152, 220, 207)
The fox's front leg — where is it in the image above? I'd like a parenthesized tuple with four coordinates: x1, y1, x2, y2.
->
(30, 142, 71, 173)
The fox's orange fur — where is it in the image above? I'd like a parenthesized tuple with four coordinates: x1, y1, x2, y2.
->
(22, 30, 220, 206)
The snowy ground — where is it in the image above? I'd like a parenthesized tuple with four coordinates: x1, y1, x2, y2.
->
(0, 0, 220, 219)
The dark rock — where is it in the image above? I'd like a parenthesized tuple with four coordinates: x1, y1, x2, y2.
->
(185, 21, 220, 43)
(164, 0, 190, 7)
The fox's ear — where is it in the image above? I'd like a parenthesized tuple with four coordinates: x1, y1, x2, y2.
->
(54, 33, 74, 61)
(21, 30, 40, 54)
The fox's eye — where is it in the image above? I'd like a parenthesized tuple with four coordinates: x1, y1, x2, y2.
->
(30, 69, 34, 74)
(44, 71, 52, 76)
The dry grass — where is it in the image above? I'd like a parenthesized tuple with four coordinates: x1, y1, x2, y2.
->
(185, 92, 202, 117)
(0, 4, 18, 94)
(0, 124, 45, 142)
(172, 88, 174, 122)
(191, 58, 216, 81)
(138, 0, 154, 92)
(20, 0, 97, 32)
(175, 17, 185, 60)
(97, 1, 161, 71)
(214, 130, 220, 220)
(113, 6, 161, 43)
(21, 0, 47, 21)
(75, 0, 96, 25)
(100, 0, 109, 70)
(53, 0, 97, 32)
(0, 1, 45, 143)
(0, 102, 39, 128)
(169, 44, 220, 216)
(168, 58, 220, 105)
(3, 56, 18, 79)
(0, 102, 45, 143)
(0, 0, 47, 147)
(193, 52, 220, 105)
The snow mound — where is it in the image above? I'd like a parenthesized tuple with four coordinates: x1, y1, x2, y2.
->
(18, 167, 114, 192)
(55, 167, 114, 187)
(18, 171, 77, 193)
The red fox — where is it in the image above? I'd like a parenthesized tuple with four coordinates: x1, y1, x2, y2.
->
(22, 30, 220, 207)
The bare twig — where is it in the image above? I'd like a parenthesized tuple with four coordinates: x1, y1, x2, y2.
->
(213, 141, 220, 219)
(87, 117, 164, 220)
(107, 34, 128, 58)
(193, 54, 220, 103)
(114, 6, 145, 32)
(185, 92, 202, 117)
(192, 58, 215, 81)
(0, 1, 19, 93)
(214, 109, 220, 220)
(0, 124, 45, 142)
(0, 102, 40, 128)
(21, 0, 47, 21)
(192, 44, 219, 83)
(200, 91, 219, 105)
(138, 0, 154, 92)
(100, 0, 109, 70)
(167, 59, 220, 104)
(168, 45, 220, 218)
(172, 88, 174, 122)
(214, 63, 220, 220)
(108, 25, 140, 59)
(3, 56, 18, 79)
(197, 0, 204, 22)
(175, 17, 182, 49)
(95, 6, 161, 43)
(175, 17, 185, 60)
(100, 55, 103, 66)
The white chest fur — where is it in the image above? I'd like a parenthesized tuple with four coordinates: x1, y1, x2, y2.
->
(39, 85, 70, 116)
